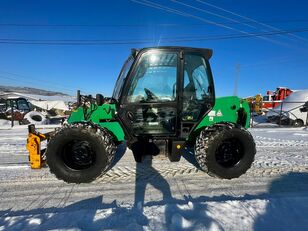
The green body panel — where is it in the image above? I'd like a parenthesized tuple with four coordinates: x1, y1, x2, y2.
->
(190, 96, 250, 140)
(68, 96, 250, 143)
(68, 104, 125, 142)
(187, 96, 250, 143)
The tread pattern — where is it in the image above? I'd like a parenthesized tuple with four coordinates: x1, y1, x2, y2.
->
(194, 123, 256, 178)
(46, 122, 117, 183)
(195, 123, 235, 174)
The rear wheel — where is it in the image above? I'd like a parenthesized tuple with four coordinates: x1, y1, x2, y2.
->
(293, 119, 304, 127)
(46, 123, 116, 183)
(195, 124, 256, 179)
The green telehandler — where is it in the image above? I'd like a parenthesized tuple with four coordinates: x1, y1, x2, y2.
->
(27, 47, 256, 183)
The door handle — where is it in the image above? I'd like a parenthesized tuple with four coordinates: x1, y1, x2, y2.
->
(126, 111, 134, 121)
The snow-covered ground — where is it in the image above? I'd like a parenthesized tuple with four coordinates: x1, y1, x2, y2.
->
(0, 126, 308, 230)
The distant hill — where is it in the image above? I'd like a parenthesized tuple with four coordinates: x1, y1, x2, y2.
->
(0, 85, 69, 96)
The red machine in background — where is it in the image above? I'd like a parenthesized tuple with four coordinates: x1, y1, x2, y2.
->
(262, 87, 293, 110)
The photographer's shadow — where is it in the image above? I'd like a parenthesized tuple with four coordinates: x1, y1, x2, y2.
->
(134, 155, 173, 212)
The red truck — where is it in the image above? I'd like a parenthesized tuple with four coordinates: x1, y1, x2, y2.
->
(262, 87, 293, 110)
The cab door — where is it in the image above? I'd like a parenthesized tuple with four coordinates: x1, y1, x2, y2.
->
(180, 52, 215, 137)
(118, 50, 180, 137)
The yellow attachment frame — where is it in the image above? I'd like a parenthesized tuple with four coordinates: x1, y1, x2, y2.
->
(26, 125, 48, 169)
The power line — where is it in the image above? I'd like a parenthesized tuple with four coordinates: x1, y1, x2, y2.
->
(1, 27, 307, 45)
(170, 0, 308, 46)
(195, 0, 308, 43)
(171, 0, 256, 30)
(131, 0, 236, 29)
(131, 0, 296, 48)
(0, 19, 307, 27)
(169, 0, 287, 46)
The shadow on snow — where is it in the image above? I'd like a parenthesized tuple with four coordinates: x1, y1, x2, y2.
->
(1, 145, 308, 230)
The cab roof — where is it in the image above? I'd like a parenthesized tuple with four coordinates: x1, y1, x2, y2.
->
(131, 46, 213, 60)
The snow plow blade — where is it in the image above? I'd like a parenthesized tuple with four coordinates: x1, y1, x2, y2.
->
(26, 124, 53, 169)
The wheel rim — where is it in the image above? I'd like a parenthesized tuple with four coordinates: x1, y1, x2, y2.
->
(215, 138, 244, 168)
(62, 140, 96, 170)
(294, 120, 303, 127)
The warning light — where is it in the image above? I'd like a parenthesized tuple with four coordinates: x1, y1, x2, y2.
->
(176, 145, 181, 149)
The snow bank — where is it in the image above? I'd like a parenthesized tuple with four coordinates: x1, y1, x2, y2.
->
(29, 100, 69, 111)
(17, 93, 75, 102)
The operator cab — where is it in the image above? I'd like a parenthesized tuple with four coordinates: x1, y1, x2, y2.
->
(0, 97, 30, 113)
(114, 47, 215, 141)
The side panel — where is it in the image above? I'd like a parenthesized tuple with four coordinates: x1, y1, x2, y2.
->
(67, 104, 125, 142)
(98, 122, 125, 142)
(189, 96, 251, 141)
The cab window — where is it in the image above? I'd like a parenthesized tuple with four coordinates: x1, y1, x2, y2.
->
(126, 52, 178, 103)
(182, 54, 213, 121)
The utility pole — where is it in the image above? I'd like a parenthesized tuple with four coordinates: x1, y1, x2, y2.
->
(234, 64, 240, 96)
(10, 100, 14, 127)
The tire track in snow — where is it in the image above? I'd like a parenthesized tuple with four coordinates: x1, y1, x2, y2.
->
(1, 164, 306, 187)
(255, 135, 308, 147)
(1, 127, 308, 215)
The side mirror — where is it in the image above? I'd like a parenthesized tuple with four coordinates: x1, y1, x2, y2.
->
(131, 48, 138, 58)
(300, 101, 308, 112)
(96, 94, 105, 106)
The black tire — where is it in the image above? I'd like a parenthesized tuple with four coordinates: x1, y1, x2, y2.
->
(46, 123, 116, 183)
(293, 119, 304, 127)
(195, 124, 256, 179)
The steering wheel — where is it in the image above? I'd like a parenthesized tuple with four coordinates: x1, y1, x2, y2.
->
(144, 88, 158, 101)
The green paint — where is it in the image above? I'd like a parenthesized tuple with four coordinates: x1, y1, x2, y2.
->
(196, 96, 250, 129)
(68, 96, 250, 143)
(189, 96, 250, 141)
(68, 104, 125, 142)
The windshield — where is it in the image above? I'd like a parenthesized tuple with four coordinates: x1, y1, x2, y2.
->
(126, 52, 178, 103)
(112, 56, 134, 100)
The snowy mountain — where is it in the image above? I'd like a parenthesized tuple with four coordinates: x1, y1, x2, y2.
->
(0, 85, 76, 102)
(0, 85, 68, 96)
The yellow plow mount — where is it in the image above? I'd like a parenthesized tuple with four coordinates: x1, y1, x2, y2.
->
(26, 125, 53, 169)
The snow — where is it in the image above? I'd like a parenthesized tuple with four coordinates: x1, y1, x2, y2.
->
(0, 119, 11, 126)
(8, 92, 76, 102)
(29, 100, 69, 111)
(0, 126, 308, 230)
(251, 115, 279, 127)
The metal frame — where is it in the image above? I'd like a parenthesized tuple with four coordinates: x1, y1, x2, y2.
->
(115, 46, 215, 144)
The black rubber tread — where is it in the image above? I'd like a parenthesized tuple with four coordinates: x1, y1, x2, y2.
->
(46, 123, 116, 183)
(293, 119, 304, 127)
(195, 123, 256, 179)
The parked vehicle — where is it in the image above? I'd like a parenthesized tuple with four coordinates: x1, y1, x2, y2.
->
(0, 97, 31, 122)
(262, 87, 293, 110)
(26, 47, 256, 183)
(267, 90, 308, 127)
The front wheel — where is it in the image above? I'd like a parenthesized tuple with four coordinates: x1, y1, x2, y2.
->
(46, 123, 116, 183)
(195, 124, 256, 179)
